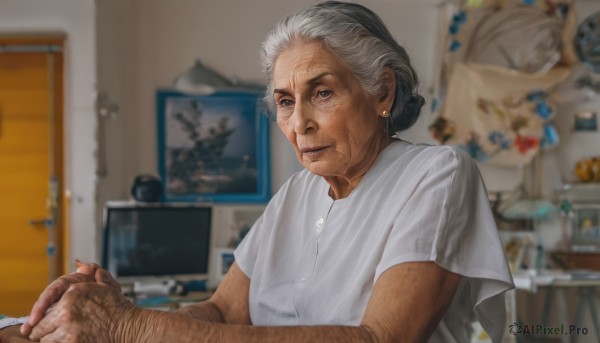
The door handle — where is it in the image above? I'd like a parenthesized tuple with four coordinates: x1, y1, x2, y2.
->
(28, 218, 53, 227)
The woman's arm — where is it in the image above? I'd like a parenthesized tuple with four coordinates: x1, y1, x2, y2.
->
(0, 324, 28, 343)
(133, 261, 460, 343)
(174, 262, 251, 324)
(360, 261, 461, 342)
(29, 261, 460, 343)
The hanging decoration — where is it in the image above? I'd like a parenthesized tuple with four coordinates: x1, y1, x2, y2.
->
(430, 0, 577, 166)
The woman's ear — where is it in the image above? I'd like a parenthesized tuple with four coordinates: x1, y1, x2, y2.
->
(378, 68, 396, 112)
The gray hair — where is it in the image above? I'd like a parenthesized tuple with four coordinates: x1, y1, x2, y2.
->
(260, 0, 425, 134)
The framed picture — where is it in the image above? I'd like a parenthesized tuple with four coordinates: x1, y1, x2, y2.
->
(570, 203, 600, 252)
(574, 110, 598, 131)
(157, 89, 270, 203)
(209, 247, 235, 288)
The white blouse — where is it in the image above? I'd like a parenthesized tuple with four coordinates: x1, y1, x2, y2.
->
(234, 139, 514, 342)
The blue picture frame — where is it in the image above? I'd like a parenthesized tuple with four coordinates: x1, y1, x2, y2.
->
(156, 89, 270, 203)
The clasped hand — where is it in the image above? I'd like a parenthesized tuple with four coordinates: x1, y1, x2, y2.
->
(20, 261, 134, 343)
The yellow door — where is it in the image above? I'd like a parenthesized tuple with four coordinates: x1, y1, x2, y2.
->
(0, 36, 65, 316)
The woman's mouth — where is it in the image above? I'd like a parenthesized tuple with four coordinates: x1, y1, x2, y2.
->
(301, 146, 330, 158)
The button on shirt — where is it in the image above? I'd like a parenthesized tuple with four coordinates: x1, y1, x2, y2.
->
(234, 140, 514, 343)
(315, 218, 324, 235)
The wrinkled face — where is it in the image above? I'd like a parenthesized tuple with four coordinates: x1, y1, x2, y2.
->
(272, 41, 387, 180)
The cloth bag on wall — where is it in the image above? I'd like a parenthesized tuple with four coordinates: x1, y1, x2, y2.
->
(430, 0, 577, 166)
(440, 0, 578, 74)
(432, 63, 570, 166)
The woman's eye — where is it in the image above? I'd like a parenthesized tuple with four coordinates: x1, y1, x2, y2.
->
(316, 90, 332, 99)
(278, 99, 294, 108)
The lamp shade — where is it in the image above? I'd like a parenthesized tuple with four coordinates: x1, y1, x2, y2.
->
(173, 59, 232, 94)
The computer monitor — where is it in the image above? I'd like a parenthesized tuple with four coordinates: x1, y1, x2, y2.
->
(101, 201, 212, 283)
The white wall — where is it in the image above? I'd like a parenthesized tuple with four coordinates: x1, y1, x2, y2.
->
(0, 0, 97, 270)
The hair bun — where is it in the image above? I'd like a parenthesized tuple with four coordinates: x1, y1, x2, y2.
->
(390, 94, 425, 135)
(404, 94, 425, 117)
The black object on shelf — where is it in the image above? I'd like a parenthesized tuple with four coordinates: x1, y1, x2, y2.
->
(131, 174, 163, 202)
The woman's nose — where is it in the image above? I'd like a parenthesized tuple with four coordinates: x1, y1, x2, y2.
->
(293, 103, 316, 134)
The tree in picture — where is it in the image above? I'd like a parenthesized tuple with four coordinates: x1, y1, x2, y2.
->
(168, 99, 235, 193)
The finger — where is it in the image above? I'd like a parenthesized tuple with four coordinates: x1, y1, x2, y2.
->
(95, 269, 121, 291)
(30, 285, 84, 341)
(39, 329, 72, 343)
(33, 285, 89, 342)
(28, 306, 60, 341)
(25, 276, 84, 328)
(20, 320, 34, 337)
(21, 273, 94, 336)
(75, 260, 100, 276)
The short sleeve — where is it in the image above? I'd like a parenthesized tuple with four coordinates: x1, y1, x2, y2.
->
(233, 212, 264, 279)
(375, 146, 514, 343)
(233, 178, 289, 279)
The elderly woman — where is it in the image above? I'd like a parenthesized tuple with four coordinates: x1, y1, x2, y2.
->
(2, 1, 513, 342)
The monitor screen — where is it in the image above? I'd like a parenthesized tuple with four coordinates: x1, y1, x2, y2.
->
(101, 202, 212, 279)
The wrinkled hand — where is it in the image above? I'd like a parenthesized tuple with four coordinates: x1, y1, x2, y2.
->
(28, 282, 136, 343)
(21, 261, 120, 337)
